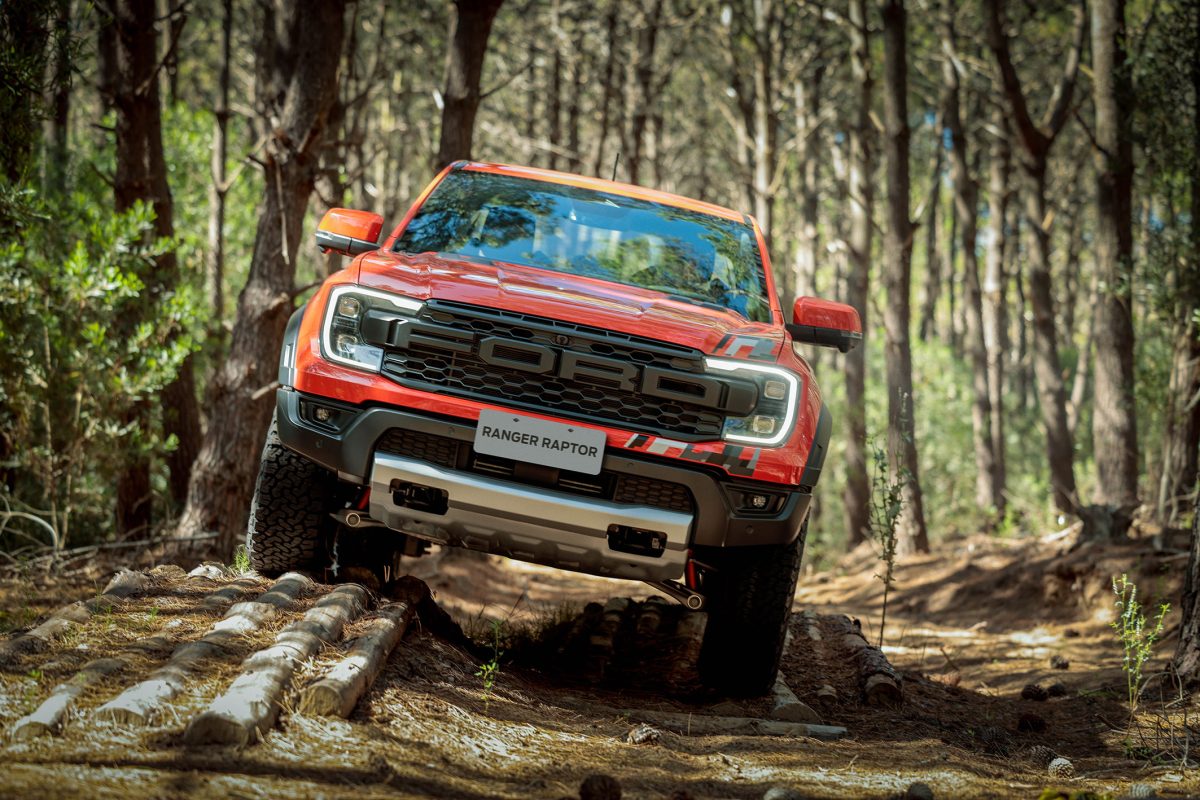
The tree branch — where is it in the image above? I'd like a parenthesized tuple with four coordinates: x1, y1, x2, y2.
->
(981, 0, 1047, 158)
(1042, 0, 1086, 139)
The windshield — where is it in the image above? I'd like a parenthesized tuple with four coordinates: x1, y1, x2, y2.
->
(394, 170, 771, 323)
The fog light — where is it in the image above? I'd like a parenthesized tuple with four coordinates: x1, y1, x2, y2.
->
(336, 295, 362, 317)
(313, 406, 333, 423)
(750, 415, 776, 435)
(764, 379, 788, 400)
(747, 493, 770, 510)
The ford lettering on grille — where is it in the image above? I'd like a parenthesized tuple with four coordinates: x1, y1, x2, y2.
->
(360, 302, 757, 439)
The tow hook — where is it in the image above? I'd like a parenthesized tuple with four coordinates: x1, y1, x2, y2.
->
(645, 579, 705, 611)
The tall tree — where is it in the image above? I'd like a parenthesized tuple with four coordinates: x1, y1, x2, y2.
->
(983, 107, 1011, 507)
(0, 3, 51, 182)
(207, 0, 234, 326)
(434, 0, 504, 169)
(879, 0, 928, 554)
(984, 0, 1085, 515)
(1090, 0, 1139, 509)
(842, 0, 873, 549)
(44, 0, 70, 195)
(940, 1, 1000, 515)
(177, 0, 347, 555)
(1175, 482, 1200, 686)
(113, 0, 202, 528)
(1157, 4, 1200, 523)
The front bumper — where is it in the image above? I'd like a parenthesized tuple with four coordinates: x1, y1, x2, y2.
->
(274, 388, 812, 556)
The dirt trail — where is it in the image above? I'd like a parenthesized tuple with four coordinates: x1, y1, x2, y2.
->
(0, 532, 1196, 799)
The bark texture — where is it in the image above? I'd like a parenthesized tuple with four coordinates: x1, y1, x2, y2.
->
(880, 0, 928, 554)
(1090, 0, 1139, 509)
(1156, 7, 1200, 524)
(1175, 486, 1200, 685)
(113, 0, 202, 526)
(176, 0, 346, 555)
(983, 107, 1011, 512)
(434, 0, 504, 170)
(842, 0, 873, 549)
(941, 3, 1000, 514)
(984, 0, 1085, 514)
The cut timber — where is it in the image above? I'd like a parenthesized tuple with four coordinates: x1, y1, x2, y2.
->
(95, 572, 312, 725)
(620, 709, 846, 741)
(297, 580, 427, 717)
(0, 570, 151, 664)
(11, 658, 126, 740)
(200, 576, 261, 613)
(183, 583, 369, 746)
(770, 676, 822, 724)
(828, 615, 902, 707)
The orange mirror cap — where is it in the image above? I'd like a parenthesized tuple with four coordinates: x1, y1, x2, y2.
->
(319, 208, 384, 243)
(792, 297, 862, 334)
(788, 297, 863, 352)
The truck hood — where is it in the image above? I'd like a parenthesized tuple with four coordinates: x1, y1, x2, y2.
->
(355, 251, 783, 359)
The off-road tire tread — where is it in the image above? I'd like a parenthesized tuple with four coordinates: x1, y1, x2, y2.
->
(697, 522, 806, 696)
(247, 419, 336, 575)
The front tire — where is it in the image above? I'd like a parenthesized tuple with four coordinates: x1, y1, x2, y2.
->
(697, 521, 806, 696)
(247, 418, 337, 576)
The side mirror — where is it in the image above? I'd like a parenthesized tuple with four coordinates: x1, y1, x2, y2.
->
(786, 296, 863, 353)
(315, 208, 384, 256)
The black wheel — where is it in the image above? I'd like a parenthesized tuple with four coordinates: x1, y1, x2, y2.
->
(697, 521, 807, 696)
(247, 417, 338, 575)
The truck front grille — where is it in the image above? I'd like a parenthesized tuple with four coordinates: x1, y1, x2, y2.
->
(372, 300, 728, 440)
(375, 428, 694, 514)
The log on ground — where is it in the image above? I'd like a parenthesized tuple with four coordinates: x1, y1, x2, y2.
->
(297, 580, 426, 717)
(11, 658, 126, 740)
(95, 572, 312, 725)
(828, 615, 902, 707)
(183, 583, 370, 746)
(0, 570, 152, 664)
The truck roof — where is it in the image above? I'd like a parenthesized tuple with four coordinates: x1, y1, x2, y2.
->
(455, 161, 750, 224)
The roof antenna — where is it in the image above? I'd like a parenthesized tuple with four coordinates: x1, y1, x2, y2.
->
(611, 151, 621, 182)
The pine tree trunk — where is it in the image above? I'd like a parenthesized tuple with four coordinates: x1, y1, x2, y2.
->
(591, 4, 620, 176)
(842, 0, 873, 550)
(207, 0, 233, 327)
(917, 144, 942, 343)
(880, 0, 928, 554)
(1090, 0, 1139, 509)
(983, 108, 1011, 513)
(175, 0, 347, 557)
(434, 0, 504, 170)
(1158, 17, 1200, 524)
(1174, 486, 1200, 685)
(626, 0, 664, 186)
(44, 0, 70, 195)
(113, 0, 202, 526)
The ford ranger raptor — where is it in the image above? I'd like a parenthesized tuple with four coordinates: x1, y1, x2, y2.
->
(251, 161, 861, 695)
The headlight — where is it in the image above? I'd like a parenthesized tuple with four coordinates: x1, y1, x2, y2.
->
(705, 357, 800, 446)
(320, 285, 422, 372)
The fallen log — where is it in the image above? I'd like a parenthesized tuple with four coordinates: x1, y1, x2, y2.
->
(769, 675, 822, 724)
(183, 583, 369, 746)
(297, 582, 425, 717)
(620, 708, 846, 741)
(11, 658, 126, 740)
(199, 576, 261, 613)
(95, 572, 312, 725)
(828, 615, 902, 707)
(0, 570, 152, 664)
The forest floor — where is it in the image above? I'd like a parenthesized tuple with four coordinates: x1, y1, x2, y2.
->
(0, 524, 1197, 799)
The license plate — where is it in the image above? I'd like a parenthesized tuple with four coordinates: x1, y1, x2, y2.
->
(474, 410, 606, 475)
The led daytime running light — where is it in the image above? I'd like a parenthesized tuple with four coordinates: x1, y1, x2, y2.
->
(704, 357, 800, 446)
(320, 285, 423, 372)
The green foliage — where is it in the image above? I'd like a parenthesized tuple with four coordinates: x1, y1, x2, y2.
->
(474, 618, 504, 708)
(228, 544, 251, 576)
(1110, 573, 1170, 712)
(0, 183, 200, 551)
(869, 432, 905, 648)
